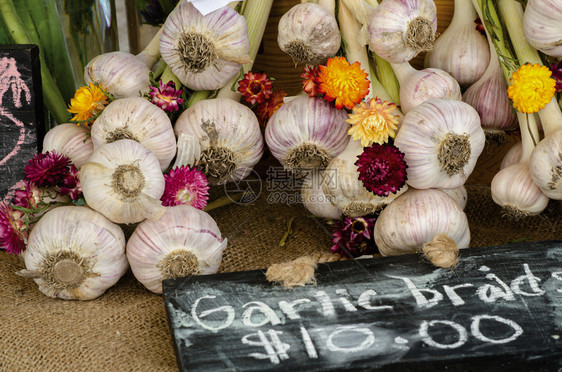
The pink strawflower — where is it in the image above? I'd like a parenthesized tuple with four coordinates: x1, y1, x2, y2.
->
(161, 166, 209, 209)
(238, 71, 273, 105)
(148, 80, 185, 112)
(355, 144, 408, 197)
(551, 61, 562, 92)
(13, 181, 41, 209)
(59, 165, 82, 200)
(0, 203, 27, 255)
(24, 151, 71, 188)
(331, 215, 378, 258)
(300, 65, 321, 97)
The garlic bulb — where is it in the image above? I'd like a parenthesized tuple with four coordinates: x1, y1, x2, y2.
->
(523, 0, 562, 58)
(277, 2, 341, 65)
(91, 97, 176, 171)
(265, 95, 350, 176)
(394, 99, 485, 189)
(462, 45, 518, 139)
(391, 62, 462, 114)
(174, 98, 263, 185)
(126, 205, 227, 294)
(441, 185, 468, 210)
(322, 139, 408, 217)
(529, 128, 562, 200)
(367, 0, 437, 64)
(42, 123, 94, 168)
(374, 188, 470, 256)
(18, 206, 128, 300)
(80, 139, 166, 224)
(301, 170, 342, 220)
(159, 2, 250, 91)
(424, 0, 489, 87)
(85, 51, 151, 99)
(500, 141, 522, 170)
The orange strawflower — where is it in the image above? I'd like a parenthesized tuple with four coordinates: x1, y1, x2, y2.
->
(317, 56, 370, 110)
(507, 63, 556, 114)
(67, 82, 109, 125)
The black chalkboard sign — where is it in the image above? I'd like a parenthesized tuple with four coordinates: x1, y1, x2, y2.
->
(0, 44, 44, 203)
(163, 240, 562, 371)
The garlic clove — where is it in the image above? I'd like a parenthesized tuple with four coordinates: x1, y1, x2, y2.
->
(500, 141, 522, 170)
(79, 139, 166, 224)
(441, 185, 468, 210)
(42, 123, 93, 168)
(301, 170, 342, 220)
(20, 205, 128, 300)
(126, 205, 226, 294)
(91, 97, 177, 171)
(529, 128, 562, 200)
(172, 132, 202, 170)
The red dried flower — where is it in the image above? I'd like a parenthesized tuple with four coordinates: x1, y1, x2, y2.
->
(551, 61, 562, 92)
(238, 71, 273, 105)
(148, 80, 185, 112)
(255, 89, 287, 127)
(13, 181, 41, 209)
(24, 151, 71, 188)
(474, 18, 486, 36)
(355, 144, 407, 197)
(59, 165, 82, 200)
(331, 215, 378, 258)
(301, 65, 321, 97)
(161, 166, 209, 209)
(0, 203, 27, 255)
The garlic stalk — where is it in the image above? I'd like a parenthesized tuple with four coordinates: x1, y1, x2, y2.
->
(80, 139, 166, 224)
(126, 205, 227, 294)
(500, 141, 522, 170)
(17, 206, 128, 300)
(265, 95, 350, 176)
(424, 0, 490, 88)
(277, 2, 341, 65)
(523, 0, 562, 58)
(394, 99, 486, 189)
(301, 170, 342, 220)
(374, 188, 470, 258)
(391, 62, 462, 114)
(42, 123, 93, 168)
(174, 98, 264, 185)
(90, 97, 177, 171)
(367, 0, 437, 64)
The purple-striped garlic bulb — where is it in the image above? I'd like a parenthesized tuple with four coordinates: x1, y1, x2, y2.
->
(42, 123, 94, 168)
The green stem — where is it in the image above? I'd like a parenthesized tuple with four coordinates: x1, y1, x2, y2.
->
(372, 53, 400, 105)
(160, 65, 182, 89)
(204, 193, 244, 212)
(279, 216, 295, 247)
(186, 90, 211, 108)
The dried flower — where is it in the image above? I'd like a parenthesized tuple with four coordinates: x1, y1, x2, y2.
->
(301, 65, 321, 97)
(238, 71, 273, 105)
(161, 166, 209, 209)
(347, 98, 400, 147)
(355, 144, 407, 197)
(59, 165, 82, 200)
(507, 63, 556, 114)
(317, 56, 370, 110)
(255, 89, 287, 127)
(148, 80, 185, 112)
(474, 18, 486, 36)
(331, 214, 378, 258)
(0, 203, 27, 255)
(551, 61, 562, 92)
(67, 82, 109, 124)
(24, 151, 71, 188)
(12, 181, 41, 209)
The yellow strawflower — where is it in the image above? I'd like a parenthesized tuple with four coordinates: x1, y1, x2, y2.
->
(317, 56, 370, 110)
(67, 82, 109, 125)
(347, 98, 399, 147)
(507, 63, 556, 114)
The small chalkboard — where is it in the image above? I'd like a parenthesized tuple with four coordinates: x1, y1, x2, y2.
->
(163, 240, 562, 371)
(0, 44, 44, 203)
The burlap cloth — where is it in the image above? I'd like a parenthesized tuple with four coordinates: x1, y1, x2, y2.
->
(1, 184, 560, 371)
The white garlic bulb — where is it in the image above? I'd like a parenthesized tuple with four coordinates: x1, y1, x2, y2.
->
(174, 98, 263, 185)
(500, 141, 522, 170)
(441, 185, 468, 210)
(18, 206, 128, 300)
(322, 139, 408, 217)
(391, 62, 462, 114)
(529, 128, 562, 200)
(394, 99, 485, 189)
(126, 205, 227, 294)
(523, 0, 562, 58)
(424, 0, 489, 87)
(42, 123, 94, 168)
(80, 139, 166, 224)
(91, 97, 176, 171)
(265, 95, 350, 176)
(277, 2, 341, 65)
(159, 2, 250, 91)
(301, 170, 342, 220)
(374, 188, 470, 256)
(85, 51, 151, 99)
(367, 0, 437, 64)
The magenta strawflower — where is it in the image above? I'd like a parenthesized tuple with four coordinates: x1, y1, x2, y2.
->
(161, 166, 209, 209)
(551, 61, 562, 92)
(148, 80, 185, 112)
(355, 144, 408, 197)
(59, 165, 82, 200)
(331, 214, 378, 258)
(24, 151, 71, 188)
(301, 65, 321, 97)
(0, 203, 27, 255)
(13, 181, 41, 209)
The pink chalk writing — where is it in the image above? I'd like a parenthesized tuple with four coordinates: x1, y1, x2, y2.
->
(0, 56, 31, 109)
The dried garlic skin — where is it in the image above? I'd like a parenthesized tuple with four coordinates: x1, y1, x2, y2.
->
(42, 123, 93, 169)
(301, 170, 342, 220)
(127, 205, 227, 294)
(23, 206, 128, 300)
